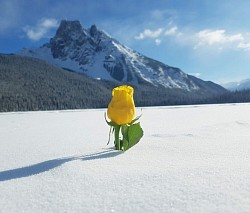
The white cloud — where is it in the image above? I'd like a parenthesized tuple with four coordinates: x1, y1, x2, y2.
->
(228, 34, 244, 42)
(23, 18, 58, 41)
(134, 26, 177, 46)
(165, 26, 178, 36)
(135, 28, 163, 40)
(155, 39, 161, 45)
(188, 72, 201, 77)
(40, 19, 58, 28)
(237, 42, 250, 50)
(134, 25, 250, 53)
(196, 29, 244, 47)
(197, 29, 225, 45)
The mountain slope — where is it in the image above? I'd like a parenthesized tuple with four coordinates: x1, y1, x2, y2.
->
(18, 20, 226, 95)
(1, 54, 249, 112)
(222, 79, 250, 91)
(0, 54, 112, 111)
(1, 54, 216, 112)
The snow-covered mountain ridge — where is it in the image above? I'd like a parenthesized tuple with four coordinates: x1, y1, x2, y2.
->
(222, 79, 250, 91)
(19, 20, 226, 94)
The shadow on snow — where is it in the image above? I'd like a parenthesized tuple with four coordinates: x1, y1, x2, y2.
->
(0, 148, 121, 182)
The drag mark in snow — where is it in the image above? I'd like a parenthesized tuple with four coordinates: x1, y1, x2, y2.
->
(151, 133, 195, 138)
(235, 121, 250, 127)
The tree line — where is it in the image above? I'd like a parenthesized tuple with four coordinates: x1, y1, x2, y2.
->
(0, 54, 250, 112)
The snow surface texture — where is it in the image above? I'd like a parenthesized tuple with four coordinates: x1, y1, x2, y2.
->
(1, 104, 250, 212)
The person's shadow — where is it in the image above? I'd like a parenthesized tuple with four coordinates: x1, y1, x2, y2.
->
(0, 148, 121, 182)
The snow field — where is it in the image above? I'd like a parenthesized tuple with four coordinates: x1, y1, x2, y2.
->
(1, 103, 250, 212)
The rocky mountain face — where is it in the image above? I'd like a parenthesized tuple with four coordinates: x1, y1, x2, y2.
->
(19, 20, 226, 95)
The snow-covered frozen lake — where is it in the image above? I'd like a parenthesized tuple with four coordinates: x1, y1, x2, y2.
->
(1, 103, 250, 212)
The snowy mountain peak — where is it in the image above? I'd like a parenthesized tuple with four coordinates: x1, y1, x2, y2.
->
(89, 24, 98, 36)
(18, 20, 226, 94)
(56, 20, 84, 38)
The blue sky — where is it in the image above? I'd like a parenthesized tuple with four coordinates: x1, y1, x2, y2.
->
(1, 0, 250, 84)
